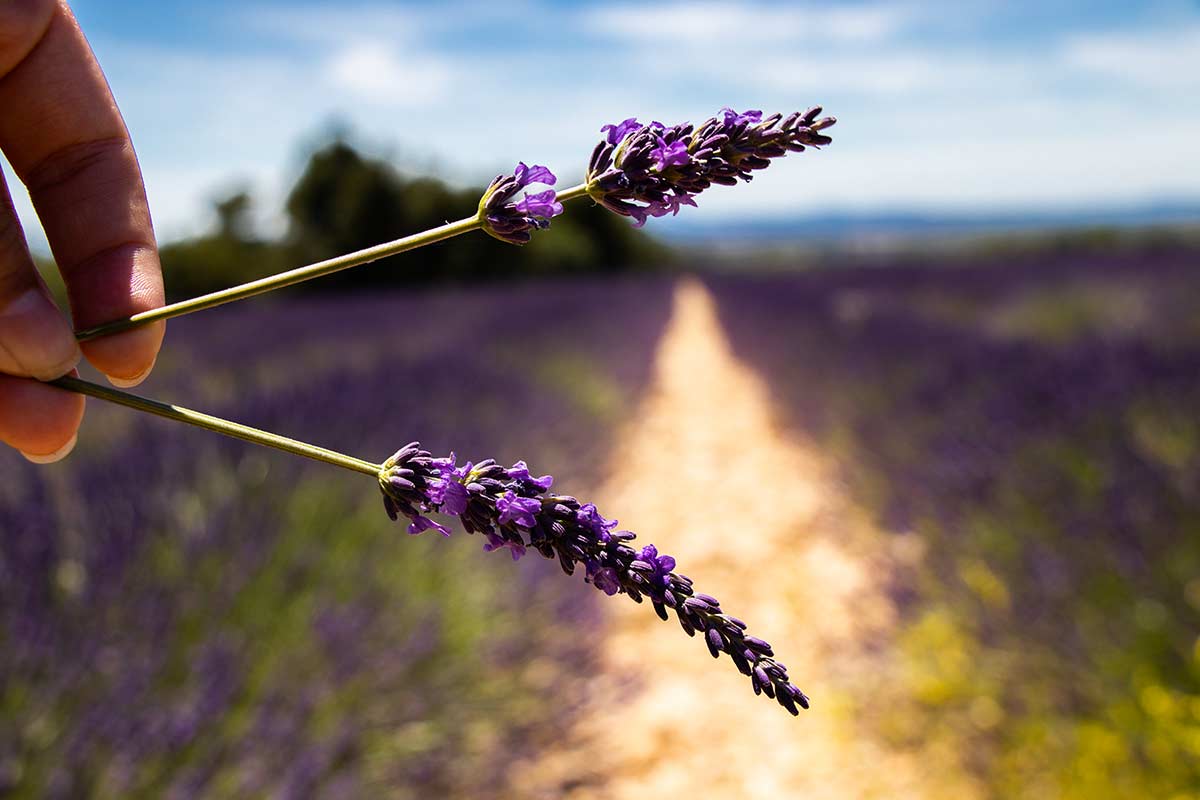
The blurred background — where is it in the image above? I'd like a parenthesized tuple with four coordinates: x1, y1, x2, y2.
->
(2, 1, 1199, 797)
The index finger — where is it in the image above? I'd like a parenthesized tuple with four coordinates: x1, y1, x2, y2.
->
(0, 0, 164, 386)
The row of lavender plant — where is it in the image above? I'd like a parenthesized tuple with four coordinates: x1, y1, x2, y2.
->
(0, 278, 674, 798)
(705, 252, 1200, 797)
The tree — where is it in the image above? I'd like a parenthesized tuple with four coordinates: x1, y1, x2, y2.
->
(162, 137, 667, 297)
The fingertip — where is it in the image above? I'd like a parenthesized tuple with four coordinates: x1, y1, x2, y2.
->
(105, 355, 156, 388)
(64, 240, 165, 382)
(0, 373, 85, 459)
(21, 432, 77, 464)
(81, 317, 164, 385)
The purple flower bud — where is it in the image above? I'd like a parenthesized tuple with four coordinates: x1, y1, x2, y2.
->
(389, 475, 416, 492)
(744, 635, 774, 655)
(576, 502, 617, 542)
(385, 442, 421, 466)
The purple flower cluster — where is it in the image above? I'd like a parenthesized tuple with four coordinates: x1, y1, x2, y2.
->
(379, 442, 810, 715)
(587, 107, 836, 227)
(478, 162, 565, 244)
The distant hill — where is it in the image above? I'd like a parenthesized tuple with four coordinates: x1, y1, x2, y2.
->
(655, 198, 1200, 245)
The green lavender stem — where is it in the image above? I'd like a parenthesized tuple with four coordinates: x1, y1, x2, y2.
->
(49, 375, 381, 476)
(551, 183, 591, 204)
(74, 183, 593, 342)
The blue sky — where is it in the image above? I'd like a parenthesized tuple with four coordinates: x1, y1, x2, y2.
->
(6, 0, 1200, 245)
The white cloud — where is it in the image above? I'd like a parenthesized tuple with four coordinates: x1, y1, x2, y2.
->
(237, 4, 431, 46)
(236, 6, 462, 109)
(578, 2, 1039, 100)
(1061, 25, 1200, 90)
(324, 40, 452, 106)
(703, 49, 1039, 96)
(584, 2, 910, 45)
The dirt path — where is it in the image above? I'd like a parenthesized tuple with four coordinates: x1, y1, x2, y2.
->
(518, 279, 979, 799)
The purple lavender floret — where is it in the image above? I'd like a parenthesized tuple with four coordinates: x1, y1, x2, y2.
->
(585, 106, 835, 227)
(631, 544, 675, 593)
(722, 107, 763, 127)
(496, 491, 541, 528)
(479, 161, 564, 245)
(601, 117, 641, 145)
(378, 442, 811, 715)
(507, 460, 553, 491)
(650, 136, 690, 172)
(575, 502, 617, 543)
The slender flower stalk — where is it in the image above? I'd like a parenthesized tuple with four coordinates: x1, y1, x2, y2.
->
(72, 215, 484, 341)
(48, 375, 381, 476)
(73, 170, 584, 342)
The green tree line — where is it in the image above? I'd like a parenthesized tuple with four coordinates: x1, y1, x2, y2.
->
(159, 140, 667, 300)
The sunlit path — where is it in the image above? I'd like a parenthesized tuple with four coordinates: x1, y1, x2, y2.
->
(518, 278, 979, 799)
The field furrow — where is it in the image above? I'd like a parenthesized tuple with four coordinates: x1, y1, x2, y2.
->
(520, 279, 977, 799)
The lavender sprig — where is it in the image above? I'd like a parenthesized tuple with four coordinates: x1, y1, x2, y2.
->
(379, 442, 811, 715)
(70, 105, 833, 339)
(479, 162, 565, 244)
(49, 379, 812, 716)
(586, 106, 836, 227)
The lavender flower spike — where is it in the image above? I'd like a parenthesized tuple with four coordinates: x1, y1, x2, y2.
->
(378, 443, 811, 715)
(585, 106, 835, 227)
(479, 161, 564, 244)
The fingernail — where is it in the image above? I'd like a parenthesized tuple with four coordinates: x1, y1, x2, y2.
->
(0, 288, 82, 380)
(21, 434, 78, 465)
(105, 359, 156, 389)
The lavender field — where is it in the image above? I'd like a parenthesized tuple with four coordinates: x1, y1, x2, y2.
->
(710, 253, 1200, 797)
(3, 256, 1200, 797)
(0, 279, 675, 797)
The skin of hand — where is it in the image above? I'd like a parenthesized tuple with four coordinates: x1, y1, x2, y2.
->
(0, 0, 164, 462)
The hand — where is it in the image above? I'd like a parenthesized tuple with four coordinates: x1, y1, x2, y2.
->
(0, 0, 164, 462)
